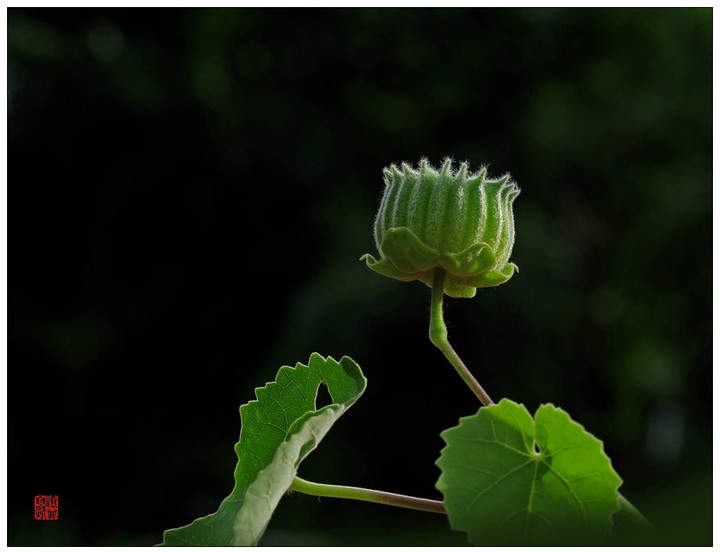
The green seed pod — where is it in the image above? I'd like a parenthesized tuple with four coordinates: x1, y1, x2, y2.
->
(361, 158, 520, 298)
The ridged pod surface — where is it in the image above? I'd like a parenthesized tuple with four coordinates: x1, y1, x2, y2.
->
(361, 158, 520, 298)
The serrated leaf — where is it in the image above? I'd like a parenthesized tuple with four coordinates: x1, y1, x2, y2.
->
(436, 399, 622, 545)
(160, 353, 366, 546)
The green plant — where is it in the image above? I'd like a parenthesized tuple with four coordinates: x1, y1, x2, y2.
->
(160, 158, 649, 546)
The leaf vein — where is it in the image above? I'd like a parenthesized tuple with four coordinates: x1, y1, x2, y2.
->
(442, 462, 499, 477)
(542, 460, 588, 525)
(457, 436, 529, 457)
(461, 460, 533, 517)
(281, 366, 310, 406)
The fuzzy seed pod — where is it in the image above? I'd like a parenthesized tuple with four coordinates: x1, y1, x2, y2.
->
(361, 158, 520, 298)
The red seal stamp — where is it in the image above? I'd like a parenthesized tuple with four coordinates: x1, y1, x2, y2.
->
(34, 495, 58, 520)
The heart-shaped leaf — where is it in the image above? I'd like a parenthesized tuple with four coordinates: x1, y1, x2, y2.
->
(160, 353, 366, 546)
(436, 399, 622, 545)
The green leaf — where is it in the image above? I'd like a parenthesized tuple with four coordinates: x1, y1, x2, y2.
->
(380, 226, 441, 274)
(160, 353, 367, 546)
(440, 242, 496, 276)
(436, 399, 622, 545)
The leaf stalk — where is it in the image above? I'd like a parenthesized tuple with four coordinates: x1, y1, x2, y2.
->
(289, 476, 446, 515)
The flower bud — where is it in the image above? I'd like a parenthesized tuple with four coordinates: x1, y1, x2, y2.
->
(361, 158, 520, 298)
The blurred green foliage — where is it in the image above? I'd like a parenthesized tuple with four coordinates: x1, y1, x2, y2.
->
(9, 7, 711, 546)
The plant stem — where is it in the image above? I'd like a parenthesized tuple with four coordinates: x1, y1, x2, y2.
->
(429, 269, 494, 406)
(289, 476, 446, 515)
(616, 494, 652, 530)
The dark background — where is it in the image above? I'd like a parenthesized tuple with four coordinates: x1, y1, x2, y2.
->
(8, 7, 711, 546)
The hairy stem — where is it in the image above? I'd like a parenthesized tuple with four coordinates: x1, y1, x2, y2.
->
(429, 269, 494, 406)
(289, 476, 446, 515)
